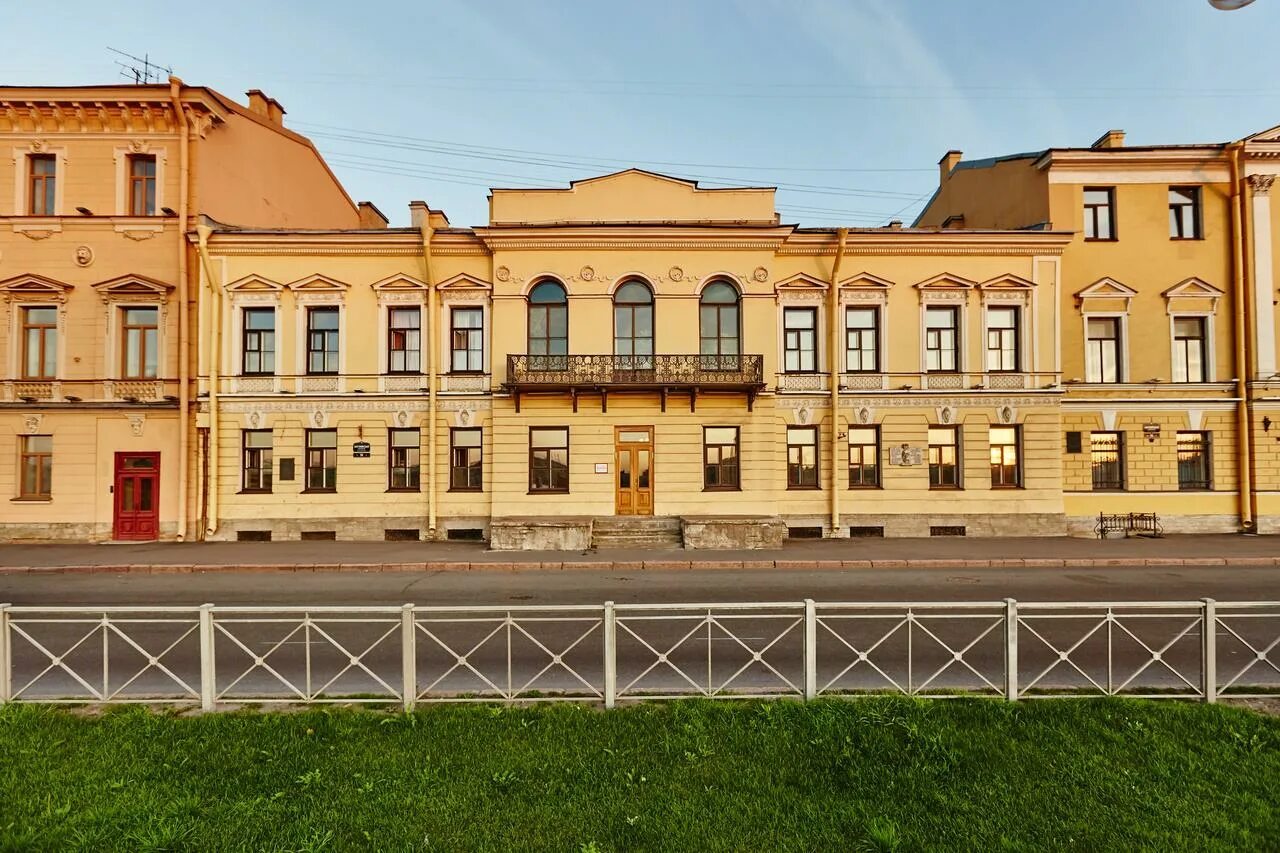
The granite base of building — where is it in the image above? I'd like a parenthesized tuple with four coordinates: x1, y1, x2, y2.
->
(1065, 514, 1241, 537)
(834, 513, 1068, 538)
(681, 516, 786, 550)
(487, 517, 594, 551)
(0, 522, 180, 543)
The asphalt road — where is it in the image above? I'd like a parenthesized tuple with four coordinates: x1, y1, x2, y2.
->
(4, 565, 1278, 703)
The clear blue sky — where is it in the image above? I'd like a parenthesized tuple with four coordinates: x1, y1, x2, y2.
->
(5, 0, 1279, 227)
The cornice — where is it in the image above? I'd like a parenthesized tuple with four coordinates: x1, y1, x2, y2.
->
(1032, 149, 1226, 171)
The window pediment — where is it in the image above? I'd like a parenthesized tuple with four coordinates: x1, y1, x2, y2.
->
(92, 274, 173, 303)
(774, 272, 828, 291)
(838, 272, 894, 290)
(371, 273, 431, 292)
(435, 273, 491, 292)
(0, 273, 74, 303)
(1161, 277, 1223, 300)
(225, 274, 285, 293)
(979, 273, 1036, 290)
(914, 273, 978, 291)
(1075, 277, 1137, 311)
(287, 273, 350, 292)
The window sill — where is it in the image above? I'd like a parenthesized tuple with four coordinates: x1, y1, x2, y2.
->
(528, 489, 570, 495)
(702, 487, 742, 493)
(1170, 237, 1203, 242)
(447, 371, 486, 376)
(928, 486, 963, 491)
(237, 489, 273, 495)
(11, 496, 52, 502)
(1083, 237, 1117, 243)
(386, 488, 421, 494)
(847, 484, 882, 491)
(786, 485, 822, 491)
(990, 484, 1023, 490)
(301, 488, 338, 494)
(448, 487, 483, 493)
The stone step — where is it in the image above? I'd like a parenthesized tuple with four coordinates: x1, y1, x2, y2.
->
(591, 516, 684, 549)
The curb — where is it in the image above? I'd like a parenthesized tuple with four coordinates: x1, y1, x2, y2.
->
(1, 556, 1278, 575)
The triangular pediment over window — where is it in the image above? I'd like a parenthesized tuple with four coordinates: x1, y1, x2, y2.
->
(0, 273, 74, 302)
(369, 273, 430, 292)
(979, 273, 1036, 290)
(287, 274, 350, 292)
(225, 274, 285, 293)
(1075, 277, 1138, 300)
(92, 274, 174, 301)
(838, 272, 894, 290)
(1161, 277, 1224, 300)
(913, 272, 978, 291)
(435, 273, 491, 292)
(774, 272, 828, 292)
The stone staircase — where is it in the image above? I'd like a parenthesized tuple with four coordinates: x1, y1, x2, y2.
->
(590, 516, 684, 550)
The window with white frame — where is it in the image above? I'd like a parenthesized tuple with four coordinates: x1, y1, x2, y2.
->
(450, 306, 484, 373)
(120, 306, 159, 379)
(845, 307, 879, 373)
(925, 307, 959, 372)
(985, 306, 1020, 372)
(783, 307, 817, 373)
(1172, 316, 1207, 382)
(1085, 317, 1122, 383)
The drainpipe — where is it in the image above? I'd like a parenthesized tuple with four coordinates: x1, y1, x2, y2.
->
(169, 77, 190, 541)
(829, 228, 848, 535)
(195, 223, 222, 537)
(1229, 144, 1255, 532)
(419, 218, 438, 537)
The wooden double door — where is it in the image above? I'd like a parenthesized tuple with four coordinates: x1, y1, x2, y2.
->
(113, 452, 160, 540)
(614, 427, 653, 516)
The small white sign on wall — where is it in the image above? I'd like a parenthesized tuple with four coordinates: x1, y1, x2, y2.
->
(594, 462, 610, 474)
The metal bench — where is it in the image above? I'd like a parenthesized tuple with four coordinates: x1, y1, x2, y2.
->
(1095, 512, 1163, 539)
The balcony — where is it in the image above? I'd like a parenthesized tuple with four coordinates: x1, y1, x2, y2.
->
(504, 354, 765, 412)
(1, 378, 179, 405)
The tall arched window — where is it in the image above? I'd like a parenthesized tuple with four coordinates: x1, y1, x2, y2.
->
(528, 279, 568, 369)
(699, 280, 741, 370)
(613, 279, 654, 370)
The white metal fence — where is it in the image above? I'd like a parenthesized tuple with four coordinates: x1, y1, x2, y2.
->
(0, 599, 1276, 709)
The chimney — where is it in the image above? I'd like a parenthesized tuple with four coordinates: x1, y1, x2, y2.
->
(408, 201, 450, 230)
(886, 220, 903, 230)
(358, 201, 389, 229)
(245, 89, 286, 126)
(939, 150, 963, 183)
(1091, 129, 1125, 150)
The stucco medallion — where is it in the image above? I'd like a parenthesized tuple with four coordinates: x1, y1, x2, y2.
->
(579, 265, 595, 281)
(74, 245, 95, 267)
(753, 266, 769, 283)
(667, 266, 684, 282)
(495, 266, 511, 282)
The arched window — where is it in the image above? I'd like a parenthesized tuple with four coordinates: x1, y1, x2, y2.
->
(699, 281, 741, 370)
(613, 279, 654, 369)
(528, 280, 568, 368)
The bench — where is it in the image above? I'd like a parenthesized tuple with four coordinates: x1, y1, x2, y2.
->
(1095, 512, 1163, 539)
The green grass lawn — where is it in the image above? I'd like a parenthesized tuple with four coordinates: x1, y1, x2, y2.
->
(0, 698, 1277, 852)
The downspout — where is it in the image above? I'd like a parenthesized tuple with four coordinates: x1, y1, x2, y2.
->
(169, 77, 190, 541)
(1229, 144, 1255, 532)
(829, 228, 848, 535)
(419, 219, 438, 537)
(195, 223, 222, 537)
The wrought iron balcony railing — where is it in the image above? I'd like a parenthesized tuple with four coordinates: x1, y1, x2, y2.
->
(505, 354, 765, 412)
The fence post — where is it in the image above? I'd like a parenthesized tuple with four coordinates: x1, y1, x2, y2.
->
(1202, 598, 1216, 704)
(198, 603, 215, 711)
(603, 601, 616, 709)
(1004, 598, 1018, 701)
(402, 604, 416, 712)
(803, 599, 817, 701)
(0, 604, 10, 705)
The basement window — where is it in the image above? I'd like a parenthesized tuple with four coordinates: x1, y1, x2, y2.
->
(930, 526, 967, 537)
(446, 528, 485, 542)
(236, 530, 272, 542)
(848, 526, 885, 538)
(384, 528, 420, 542)
(787, 526, 824, 540)
(300, 530, 337, 541)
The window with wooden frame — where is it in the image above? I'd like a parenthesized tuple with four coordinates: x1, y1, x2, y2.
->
(848, 426, 880, 488)
(121, 306, 159, 379)
(450, 307, 484, 373)
(306, 307, 340, 375)
(128, 154, 157, 216)
(613, 280, 655, 369)
(389, 428, 421, 491)
(699, 281, 741, 371)
(18, 435, 52, 499)
(241, 308, 275, 375)
(928, 426, 961, 489)
(985, 306, 1020, 372)
(529, 427, 569, 492)
(989, 426, 1021, 488)
(241, 430, 273, 493)
(786, 426, 819, 489)
(925, 307, 959, 372)
(1083, 187, 1116, 240)
(450, 428, 483, 491)
(27, 154, 55, 215)
(1172, 316, 1207, 382)
(845, 307, 879, 373)
(1085, 317, 1122, 383)
(528, 281, 568, 369)
(783, 307, 817, 373)
(703, 426, 740, 490)
(304, 429, 338, 492)
(1090, 431, 1125, 491)
(1176, 431, 1211, 490)
(20, 306, 57, 380)
(387, 307, 421, 374)
(1169, 186, 1202, 240)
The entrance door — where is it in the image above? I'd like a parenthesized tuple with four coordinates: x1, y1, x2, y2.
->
(615, 427, 653, 516)
(113, 452, 160, 540)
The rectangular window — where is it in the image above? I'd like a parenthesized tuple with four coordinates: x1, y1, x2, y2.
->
(1083, 187, 1115, 240)
(989, 426, 1021, 488)
(928, 426, 960, 489)
(450, 307, 484, 373)
(389, 428, 421, 491)
(305, 429, 337, 492)
(1177, 431, 1211, 490)
(21, 306, 58, 380)
(1172, 316, 1207, 382)
(307, 307, 340, 375)
(28, 154, 55, 215)
(1085, 317, 1122, 383)
(128, 154, 157, 216)
(985, 307, 1020, 372)
(783, 308, 817, 373)
(848, 426, 880, 488)
(845, 307, 879, 373)
(241, 308, 275, 375)
(703, 426, 740, 490)
(1169, 186, 1202, 240)
(241, 430, 273, 493)
(786, 426, 819, 489)
(121, 307, 159, 379)
(1090, 431, 1125, 490)
(18, 435, 52, 499)
(450, 428, 483, 491)
(529, 427, 569, 492)
(387, 307, 421, 374)
(925, 307, 959, 372)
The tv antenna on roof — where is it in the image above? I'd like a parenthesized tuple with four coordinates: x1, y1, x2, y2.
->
(108, 47, 173, 84)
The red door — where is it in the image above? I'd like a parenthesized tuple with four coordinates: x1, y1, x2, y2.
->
(113, 452, 160, 541)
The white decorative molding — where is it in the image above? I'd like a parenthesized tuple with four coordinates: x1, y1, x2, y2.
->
(996, 405, 1017, 425)
(1247, 174, 1275, 195)
(22, 414, 42, 434)
(74, 245, 95, 267)
(126, 414, 145, 437)
(1187, 409, 1203, 431)
(220, 400, 434, 414)
(1101, 409, 1118, 431)
(838, 395, 1051, 409)
(851, 405, 875, 425)
(936, 405, 956, 425)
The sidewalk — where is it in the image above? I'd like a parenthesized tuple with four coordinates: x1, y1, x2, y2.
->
(0, 534, 1277, 574)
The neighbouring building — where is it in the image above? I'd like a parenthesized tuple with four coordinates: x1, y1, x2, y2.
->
(0, 80, 360, 541)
